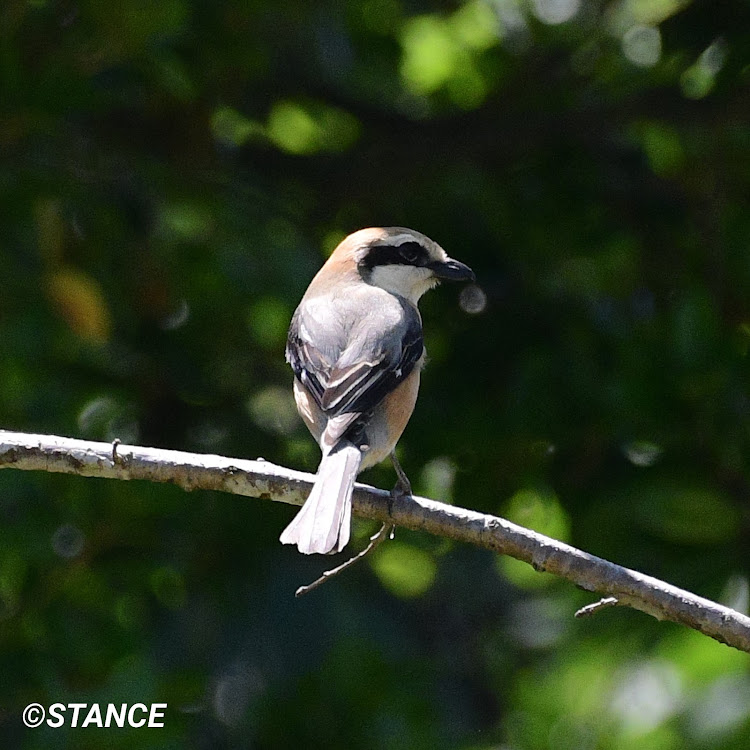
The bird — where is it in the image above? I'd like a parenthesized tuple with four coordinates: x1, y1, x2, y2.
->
(280, 227, 474, 555)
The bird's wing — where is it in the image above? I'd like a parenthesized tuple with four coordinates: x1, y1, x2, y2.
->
(286, 299, 423, 445)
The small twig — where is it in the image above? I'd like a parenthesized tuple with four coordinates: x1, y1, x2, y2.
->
(575, 596, 620, 618)
(295, 523, 395, 597)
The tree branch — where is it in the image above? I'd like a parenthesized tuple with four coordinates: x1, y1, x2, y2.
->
(2, 430, 749, 653)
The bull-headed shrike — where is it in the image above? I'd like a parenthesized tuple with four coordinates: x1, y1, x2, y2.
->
(280, 227, 474, 555)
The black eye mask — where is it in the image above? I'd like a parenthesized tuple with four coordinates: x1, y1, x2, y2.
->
(359, 241, 429, 271)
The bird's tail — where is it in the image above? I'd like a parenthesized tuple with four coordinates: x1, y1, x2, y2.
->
(279, 441, 362, 555)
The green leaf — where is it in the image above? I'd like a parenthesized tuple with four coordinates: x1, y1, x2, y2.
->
(371, 542, 437, 598)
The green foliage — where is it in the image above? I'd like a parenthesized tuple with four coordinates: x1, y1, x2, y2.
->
(2, 0, 750, 747)
(371, 540, 438, 598)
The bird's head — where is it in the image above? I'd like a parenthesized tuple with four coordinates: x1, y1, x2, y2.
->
(328, 227, 474, 304)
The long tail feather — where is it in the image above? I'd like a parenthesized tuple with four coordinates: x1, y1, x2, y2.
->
(280, 442, 362, 554)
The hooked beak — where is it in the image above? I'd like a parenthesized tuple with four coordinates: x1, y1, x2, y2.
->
(428, 258, 475, 282)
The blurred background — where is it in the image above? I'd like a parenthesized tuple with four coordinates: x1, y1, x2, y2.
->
(2, 0, 750, 747)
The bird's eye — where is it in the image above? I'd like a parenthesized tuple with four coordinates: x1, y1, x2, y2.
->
(399, 243, 421, 263)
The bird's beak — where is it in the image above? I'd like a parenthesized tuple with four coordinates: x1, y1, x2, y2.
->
(428, 258, 475, 282)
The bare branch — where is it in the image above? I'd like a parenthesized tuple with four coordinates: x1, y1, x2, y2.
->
(2, 430, 750, 653)
(295, 523, 394, 597)
(575, 597, 620, 618)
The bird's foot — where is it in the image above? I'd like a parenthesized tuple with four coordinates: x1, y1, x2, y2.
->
(388, 451, 412, 516)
